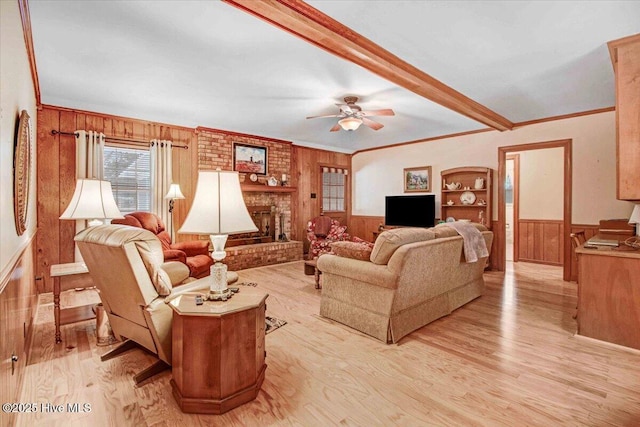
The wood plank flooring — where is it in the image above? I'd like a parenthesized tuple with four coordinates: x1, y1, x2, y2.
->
(16, 261, 640, 426)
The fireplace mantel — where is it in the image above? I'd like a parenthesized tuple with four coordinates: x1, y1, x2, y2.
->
(240, 184, 296, 193)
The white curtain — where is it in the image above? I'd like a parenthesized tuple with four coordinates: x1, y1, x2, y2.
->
(73, 130, 105, 260)
(76, 130, 105, 180)
(150, 139, 173, 228)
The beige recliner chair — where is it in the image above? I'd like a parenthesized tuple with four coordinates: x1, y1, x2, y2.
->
(75, 224, 237, 385)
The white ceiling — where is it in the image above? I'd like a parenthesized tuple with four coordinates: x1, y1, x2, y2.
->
(29, 1, 640, 153)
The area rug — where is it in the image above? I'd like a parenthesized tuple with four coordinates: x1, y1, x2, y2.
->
(265, 316, 287, 334)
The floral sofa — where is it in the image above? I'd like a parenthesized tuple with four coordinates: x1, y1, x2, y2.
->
(317, 223, 493, 343)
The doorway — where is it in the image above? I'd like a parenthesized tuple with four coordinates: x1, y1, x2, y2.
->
(497, 139, 572, 281)
(505, 154, 519, 262)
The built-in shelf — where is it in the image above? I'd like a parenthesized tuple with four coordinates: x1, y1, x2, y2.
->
(240, 184, 297, 193)
(441, 166, 492, 228)
(442, 189, 488, 193)
(441, 204, 488, 208)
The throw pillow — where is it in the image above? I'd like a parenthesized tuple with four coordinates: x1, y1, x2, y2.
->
(330, 240, 374, 261)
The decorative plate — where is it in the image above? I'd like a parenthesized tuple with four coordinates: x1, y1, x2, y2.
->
(249, 173, 258, 182)
(460, 191, 476, 205)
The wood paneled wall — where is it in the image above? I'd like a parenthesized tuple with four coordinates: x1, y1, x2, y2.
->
(0, 239, 37, 427)
(291, 146, 351, 249)
(36, 105, 198, 293)
(349, 215, 384, 242)
(517, 219, 564, 266)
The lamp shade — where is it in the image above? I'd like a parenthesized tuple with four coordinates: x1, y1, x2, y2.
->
(338, 116, 363, 131)
(60, 179, 123, 220)
(164, 183, 185, 200)
(178, 170, 258, 235)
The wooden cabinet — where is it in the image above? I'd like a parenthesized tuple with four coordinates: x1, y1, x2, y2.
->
(608, 34, 640, 201)
(576, 245, 640, 350)
(440, 167, 492, 228)
(169, 288, 268, 414)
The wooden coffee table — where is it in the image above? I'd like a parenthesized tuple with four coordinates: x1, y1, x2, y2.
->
(169, 287, 268, 414)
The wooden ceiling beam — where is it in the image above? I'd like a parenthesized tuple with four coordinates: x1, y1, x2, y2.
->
(223, 0, 513, 131)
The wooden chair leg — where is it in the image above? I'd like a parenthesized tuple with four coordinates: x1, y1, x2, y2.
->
(100, 339, 170, 385)
(133, 360, 170, 385)
(100, 339, 137, 361)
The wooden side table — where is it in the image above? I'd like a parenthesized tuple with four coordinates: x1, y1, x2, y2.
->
(49, 262, 96, 344)
(169, 287, 268, 414)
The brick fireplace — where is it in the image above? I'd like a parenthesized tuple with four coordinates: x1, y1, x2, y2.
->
(223, 191, 302, 270)
(196, 127, 303, 270)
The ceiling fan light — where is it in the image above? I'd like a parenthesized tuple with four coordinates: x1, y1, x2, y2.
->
(338, 117, 363, 131)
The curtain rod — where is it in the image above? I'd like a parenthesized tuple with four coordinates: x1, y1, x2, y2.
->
(50, 130, 188, 149)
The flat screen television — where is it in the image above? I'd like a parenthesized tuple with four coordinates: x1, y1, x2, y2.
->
(385, 195, 435, 228)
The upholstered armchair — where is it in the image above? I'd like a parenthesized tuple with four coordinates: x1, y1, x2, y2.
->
(306, 215, 351, 259)
(75, 225, 238, 384)
(112, 211, 213, 278)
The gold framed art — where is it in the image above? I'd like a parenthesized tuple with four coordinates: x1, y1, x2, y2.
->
(403, 166, 432, 193)
(14, 110, 32, 235)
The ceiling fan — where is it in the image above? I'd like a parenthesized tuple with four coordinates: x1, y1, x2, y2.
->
(306, 96, 395, 132)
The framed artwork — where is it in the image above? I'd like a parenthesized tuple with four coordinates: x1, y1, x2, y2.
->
(404, 166, 432, 193)
(14, 110, 32, 235)
(233, 143, 268, 175)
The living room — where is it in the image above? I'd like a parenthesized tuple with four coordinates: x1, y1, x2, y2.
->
(2, 1, 640, 425)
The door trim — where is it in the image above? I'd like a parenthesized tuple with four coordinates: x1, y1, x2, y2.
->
(497, 139, 572, 281)
(506, 154, 520, 262)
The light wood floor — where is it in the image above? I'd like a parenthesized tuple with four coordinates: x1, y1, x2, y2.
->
(17, 261, 640, 426)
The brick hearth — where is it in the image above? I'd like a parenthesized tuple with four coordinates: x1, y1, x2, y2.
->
(225, 241, 303, 271)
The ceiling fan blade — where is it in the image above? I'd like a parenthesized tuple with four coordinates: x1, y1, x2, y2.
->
(336, 103, 354, 114)
(306, 113, 342, 119)
(360, 109, 395, 117)
(329, 123, 341, 132)
(362, 117, 384, 131)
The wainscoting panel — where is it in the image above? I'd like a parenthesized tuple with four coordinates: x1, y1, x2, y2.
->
(0, 238, 37, 427)
(349, 215, 385, 242)
(518, 219, 564, 266)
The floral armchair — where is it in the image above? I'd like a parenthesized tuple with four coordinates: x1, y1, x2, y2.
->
(306, 215, 351, 259)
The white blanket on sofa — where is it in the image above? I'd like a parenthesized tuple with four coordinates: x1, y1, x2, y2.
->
(444, 222, 489, 263)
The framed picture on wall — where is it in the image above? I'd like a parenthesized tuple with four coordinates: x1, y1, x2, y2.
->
(233, 143, 268, 175)
(404, 166, 432, 192)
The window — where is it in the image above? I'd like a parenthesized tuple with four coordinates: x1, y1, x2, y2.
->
(103, 146, 151, 213)
(322, 167, 347, 212)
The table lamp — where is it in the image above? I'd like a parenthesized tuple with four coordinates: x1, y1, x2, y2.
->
(628, 204, 640, 248)
(60, 179, 123, 226)
(178, 170, 257, 299)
